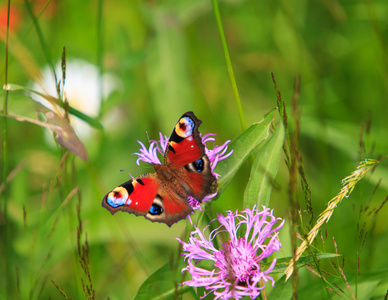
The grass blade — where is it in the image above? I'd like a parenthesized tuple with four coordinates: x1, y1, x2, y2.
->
(6, 83, 104, 130)
(211, 0, 246, 132)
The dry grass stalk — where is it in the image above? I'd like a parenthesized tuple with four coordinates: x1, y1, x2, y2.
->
(285, 158, 380, 280)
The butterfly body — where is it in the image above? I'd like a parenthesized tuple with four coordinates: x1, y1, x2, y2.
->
(102, 112, 216, 226)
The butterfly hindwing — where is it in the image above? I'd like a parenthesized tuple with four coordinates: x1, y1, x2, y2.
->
(144, 182, 193, 226)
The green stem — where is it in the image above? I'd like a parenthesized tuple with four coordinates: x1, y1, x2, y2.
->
(211, 0, 246, 132)
(3, 0, 11, 297)
(24, 0, 55, 77)
(211, 0, 255, 167)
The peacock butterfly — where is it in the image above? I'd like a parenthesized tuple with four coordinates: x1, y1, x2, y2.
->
(102, 112, 217, 226)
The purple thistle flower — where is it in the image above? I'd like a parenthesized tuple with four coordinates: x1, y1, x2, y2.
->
(177, 206, 285, 300)
(132, 131, 232, 211)
(133, 138, 160, 165)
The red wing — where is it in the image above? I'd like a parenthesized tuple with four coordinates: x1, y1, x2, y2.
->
(164, 111, 205, 168)
(144, 187, 193, 227)
(102, 174, 159, 216)
(184, 172, 206, 197)
(102, 112, 216, 225)
(176, 155, 216, 201)
(102, 173, 193, 226)
(163, 112, 217, 201)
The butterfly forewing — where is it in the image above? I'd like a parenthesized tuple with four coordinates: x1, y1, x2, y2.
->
(164, 112, 217, 201)
(102, 174, 159, 216)
(164, 112, 205, 167)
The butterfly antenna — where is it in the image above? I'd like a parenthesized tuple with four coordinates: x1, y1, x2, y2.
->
(120, 165, 154, 177)
(119, 169, 135, 178)
(146, 131, 151, 144)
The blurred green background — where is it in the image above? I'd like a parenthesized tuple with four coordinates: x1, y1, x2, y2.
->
(1, 0, 388, 299)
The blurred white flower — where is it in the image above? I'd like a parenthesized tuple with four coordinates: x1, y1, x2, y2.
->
(32, 59, 121, 140)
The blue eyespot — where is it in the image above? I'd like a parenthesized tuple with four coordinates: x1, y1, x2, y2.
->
(193, 159, 204, 172)
(106, 188, 128, 207)
(177, 117, 195, 138)
(107, 196, 118, 207)
(149, 203, 163, 215)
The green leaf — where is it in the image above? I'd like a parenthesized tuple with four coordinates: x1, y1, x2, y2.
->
(244, 121, 285, 209)
(215, 109, 276, 196)
(298, 271, 385, 300)
(268, 274, 292, 300)
(134, 257, 191, 300)
(271, 253, 341, 274)
(352, 274, 382, 300)
(5, 83, 104, 130)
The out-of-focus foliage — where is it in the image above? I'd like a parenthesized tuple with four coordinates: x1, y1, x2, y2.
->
(1, 0, 387, 299)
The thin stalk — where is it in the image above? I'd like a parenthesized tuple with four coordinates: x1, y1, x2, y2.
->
(211, 0, 246, 132)
(211, 0, 255, 167)
(3, 0, 12, 297)
(3, 1, 10, 190)
(2, 0, 15, 299)
(289, 76, 301, 299)
(24, 0, 55, 77)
